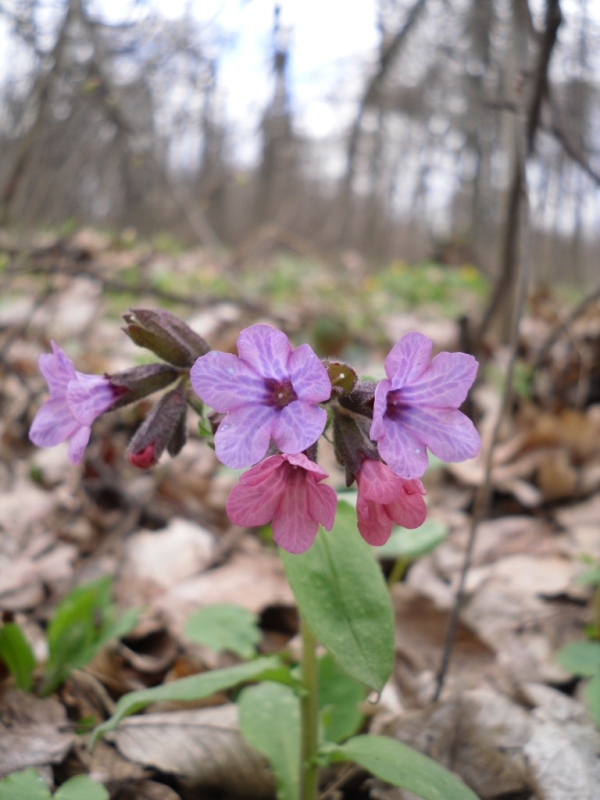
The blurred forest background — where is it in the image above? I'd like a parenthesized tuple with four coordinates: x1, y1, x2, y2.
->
(2, 4, 600, 797)
(0, 0, 599, 313)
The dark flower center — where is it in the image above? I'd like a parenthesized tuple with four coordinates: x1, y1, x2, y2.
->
(264, 378, 298, 408)
(385, 389, 405, 419)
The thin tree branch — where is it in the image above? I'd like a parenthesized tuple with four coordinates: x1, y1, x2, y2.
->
(526, 0, 562, 154)
(484, 98, 600, 186)
(533, 282, 600, 370)
(338, 0, 427, 239)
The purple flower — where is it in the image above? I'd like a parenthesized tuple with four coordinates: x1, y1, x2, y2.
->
(226, 453, 338, 554)
(190, 324, 331, 469)
(29, 341, 120, 464)
(356, 459, 426, 546)
(371, 332, 480, 479)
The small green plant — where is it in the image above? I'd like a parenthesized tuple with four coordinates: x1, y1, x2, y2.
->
(28, 315, 482, 800)
(0, 577, 138, 696)
(556, 557, 600, 726)
(0, 769, 108, 800)
(556, 641, 600, 726)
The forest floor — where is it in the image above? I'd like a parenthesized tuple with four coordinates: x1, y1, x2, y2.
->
(0, 228, 599, 800)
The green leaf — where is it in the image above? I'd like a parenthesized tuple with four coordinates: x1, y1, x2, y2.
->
(41, 577, 138, 695)
(376, 519, 448, 561)
(0, 623, 36, 691)
(577, 567, 600, 587)
(584, 673, 600, 727)
(0, 769, 51, 800)
(54, 776, 109, 800)
(330, 735, 480, 800)
(91, 655, 286, 746)
(184, 604, 262, 660)
(239, 682, 300, 800)
(281, 501, 394, 692)
(556, 641, 600, 677)
(318, 654, 364, 743)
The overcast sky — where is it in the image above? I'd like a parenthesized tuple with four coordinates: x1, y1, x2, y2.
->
(101, 0, 380, 139)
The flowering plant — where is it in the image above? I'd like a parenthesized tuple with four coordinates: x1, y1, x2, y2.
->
(30, 311, 481, 800)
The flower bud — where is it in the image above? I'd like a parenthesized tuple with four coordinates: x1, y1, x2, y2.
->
(324, 360, 357, 397)
(127, 383, 187, 469)
(109, 363, 182, 409)
(123, 308, 210, 367)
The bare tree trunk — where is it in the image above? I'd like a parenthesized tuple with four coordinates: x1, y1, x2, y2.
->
(478, 0, 562, 344)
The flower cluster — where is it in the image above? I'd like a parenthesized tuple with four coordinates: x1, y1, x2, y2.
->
(30, 314, 480, 553)
(190, 324, 479, 551)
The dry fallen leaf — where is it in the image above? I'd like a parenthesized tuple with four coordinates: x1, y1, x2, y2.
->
(110, 703, 274, 797)
(0, 690, 76, 778)
(0, 532, 77, 611)
(373, 688, 531, 800)
(157, 543, 294, 637)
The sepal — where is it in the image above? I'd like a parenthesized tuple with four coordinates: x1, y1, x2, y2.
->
(123, 308, 210, 367)
(338, 380, 376, 419)
(109, 363, 182, 408)
(332, 410, 378, 486)
(127, 383, 187, 468)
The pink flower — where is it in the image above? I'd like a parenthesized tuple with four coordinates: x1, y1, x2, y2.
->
(371, 332, 480, 479)
(190, 324, 331, 469)
(356, 459, 426, 546)
(226, 453, 337, 554)
(29, 342, 120, 464)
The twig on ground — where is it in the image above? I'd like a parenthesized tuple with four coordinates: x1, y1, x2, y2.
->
(319, 764, 361, 800)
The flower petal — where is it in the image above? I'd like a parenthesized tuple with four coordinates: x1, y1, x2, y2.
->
(272, 471, 318, 554)
(215, 404, 276, 468)
(272, 402, 327, 455)
(39, 342, 76, 398)
(356, 495, 394, 546)
(287, 344, 331, 403)
(401, 352, 478, 407)
(375, 416, 429, 480)
(286, 452, 329, 481)
(29, 398, 79, 447)
(236, 454, 286, 487)
(359, 459, 403, 504)
(68, 374, 117, 426)
(236, 324, 293, 380)
(370, 379, 392, 440)
(67, 426, 91, 464)
(306, 479, 337, 531)
(386, 481, 427, 529)
(401, 406, 481, 464)
(226, 456, 287, 527)
(384, 332, 432, 388)
(190, 351, 265, 411)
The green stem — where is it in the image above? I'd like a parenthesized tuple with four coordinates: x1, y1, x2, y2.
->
(592, 584, 600, 640)
(387, 556, 410, 587)
(299, 615, 319, 800)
